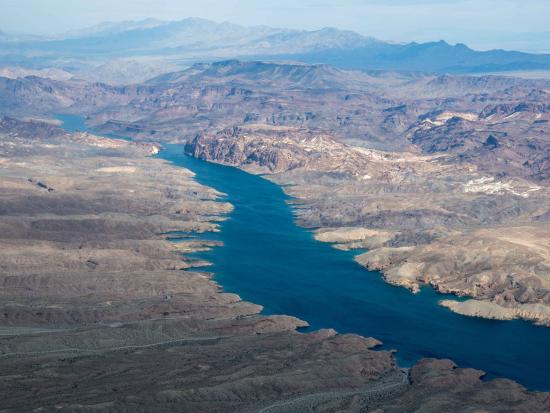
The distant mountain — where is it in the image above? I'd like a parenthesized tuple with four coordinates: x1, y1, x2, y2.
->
(0, 66, 73, 81)
(288, 40, 550, 73)
(0, 29, 10, 41)
(481, 31, 550, 54)
(72, 59, 180, 85)
(150, 60, 350, 87)
(0, 18, 380, 57)
(1, 18, 550, 78)
(60, 18, 166, 39)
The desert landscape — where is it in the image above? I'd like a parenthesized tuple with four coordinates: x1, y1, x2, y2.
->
(102, 60, 550, 326)
(1, 5, 550, 411)
(1, 116, 549, 411)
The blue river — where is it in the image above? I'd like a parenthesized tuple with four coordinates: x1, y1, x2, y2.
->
(58, 114, 550, 391)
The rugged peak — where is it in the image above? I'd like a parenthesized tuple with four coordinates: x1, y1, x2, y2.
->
(210, 59, 243, 69)
(454, 42, 470, 50)
(480, 102, 550, 118)
(202, 60, 343, 84)
(151, 60, 347, 89)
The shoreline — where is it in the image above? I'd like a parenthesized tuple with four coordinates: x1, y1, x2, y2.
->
(2, 117, 549, 410)
(191, 154, 550, 327)
(158, 145, 550, 391)
(1, 119, 410, 410)
(54, 115, 550, 390)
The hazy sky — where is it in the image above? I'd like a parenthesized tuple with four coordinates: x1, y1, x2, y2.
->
(2, 0, 550, 51)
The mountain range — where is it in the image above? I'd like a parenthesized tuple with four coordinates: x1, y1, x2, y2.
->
(2, 17, 550, 80)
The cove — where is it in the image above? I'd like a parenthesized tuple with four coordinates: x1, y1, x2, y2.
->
(58, 114, 550, 391)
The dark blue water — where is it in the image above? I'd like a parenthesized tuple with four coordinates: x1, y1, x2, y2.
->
(58, 114, 550, 391)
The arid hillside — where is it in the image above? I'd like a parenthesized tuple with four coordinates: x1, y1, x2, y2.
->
(1, 61, 550, 410)
(2, 61, 550, 325)
(2, 118, 548, 411)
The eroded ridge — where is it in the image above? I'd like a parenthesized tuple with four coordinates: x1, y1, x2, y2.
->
(187, 123, 550, 326)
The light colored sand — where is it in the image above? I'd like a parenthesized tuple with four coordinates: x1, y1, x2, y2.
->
(440, 299, 550, 326)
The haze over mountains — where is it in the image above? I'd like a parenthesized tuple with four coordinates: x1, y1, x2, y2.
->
(2, 17, 550, 84)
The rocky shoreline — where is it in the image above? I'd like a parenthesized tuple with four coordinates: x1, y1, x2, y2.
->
(186, 125, 550, 327)
(2, 61, 550, 327)
(1, 118, 549, 411)
(2, 59, 550, 410)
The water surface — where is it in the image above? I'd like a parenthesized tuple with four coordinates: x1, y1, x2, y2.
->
(59, 114, 550, 391)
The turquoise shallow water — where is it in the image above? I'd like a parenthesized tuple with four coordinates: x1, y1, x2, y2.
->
(58, 114, 550, 391)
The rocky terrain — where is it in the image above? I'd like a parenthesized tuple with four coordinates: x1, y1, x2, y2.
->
(109, 60, 549, 327)
(2, 61, 550, 326)
(2, 60, 550, 326)
(0, 117, 391, 411)
(2, 118, 548, 411)
(187, 122, 550, 326)
(0, 66, 73, 81)
(1, 60, 550, 410)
